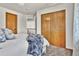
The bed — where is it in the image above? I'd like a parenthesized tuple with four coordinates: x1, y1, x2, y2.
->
(0, 33, 28, 56)
(0, 28, 72, 56)
(0, 33, 49, 56)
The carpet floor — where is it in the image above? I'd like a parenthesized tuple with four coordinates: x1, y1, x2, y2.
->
(43, 45, 73, 56)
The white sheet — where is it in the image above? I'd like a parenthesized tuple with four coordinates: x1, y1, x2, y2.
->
(0, 33, 28, 56)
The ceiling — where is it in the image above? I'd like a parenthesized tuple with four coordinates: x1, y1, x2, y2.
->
(0, 3, 58, 15)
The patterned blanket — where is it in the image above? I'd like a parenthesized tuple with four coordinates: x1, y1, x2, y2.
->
(27, 33, 44, 56)
(0, 28, 15, 42)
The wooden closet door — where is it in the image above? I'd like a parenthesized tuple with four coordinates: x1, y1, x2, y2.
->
(41, 14, 51, 43)
(41, 10, 66, 48)
(6, 12, 17, 34)
(51, 10, 66, 48)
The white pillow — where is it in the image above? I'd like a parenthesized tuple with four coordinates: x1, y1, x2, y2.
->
(40, 35, 49, 53)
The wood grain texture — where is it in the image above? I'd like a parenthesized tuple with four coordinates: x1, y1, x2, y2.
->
(41, 14, 51, 43)
(41, 10, 66, 48)
(6, 12, 17, 34)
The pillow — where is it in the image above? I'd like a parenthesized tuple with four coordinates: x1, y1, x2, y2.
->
(0, 29, 6, 42)
(1, 28, 15, 40)
(42, 36, 49, 53)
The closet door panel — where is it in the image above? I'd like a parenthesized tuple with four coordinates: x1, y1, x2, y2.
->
(41, 14, 51, 43)
(51, 10, 66, 48)
(41, 10, 66, 48)
(6, 12, 17, 34)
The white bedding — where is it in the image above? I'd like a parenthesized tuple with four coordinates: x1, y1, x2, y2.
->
(0, 33, 49, 56)
(0, 33, 28, 56)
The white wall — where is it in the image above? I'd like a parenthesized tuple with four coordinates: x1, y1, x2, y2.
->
(19, 14, 27, 33)
(26, 15, 36, 34)
(73, 3, 79, 56)
(37, 3, 74, 49)
(26, 15, 35, 28)
(0, 7, 26, 33)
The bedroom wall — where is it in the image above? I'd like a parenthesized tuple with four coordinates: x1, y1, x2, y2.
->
(26, 15, 35, 28)
(37, 3, 74, 49)
(0, 7, 27, 33)
(73, 3, 79, 56)
(26, 15, 36, 34)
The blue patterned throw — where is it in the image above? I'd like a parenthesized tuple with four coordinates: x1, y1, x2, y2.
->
(27, 33, 44, 56)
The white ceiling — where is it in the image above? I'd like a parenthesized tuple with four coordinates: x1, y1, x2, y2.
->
(0, 3, 58, 15)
